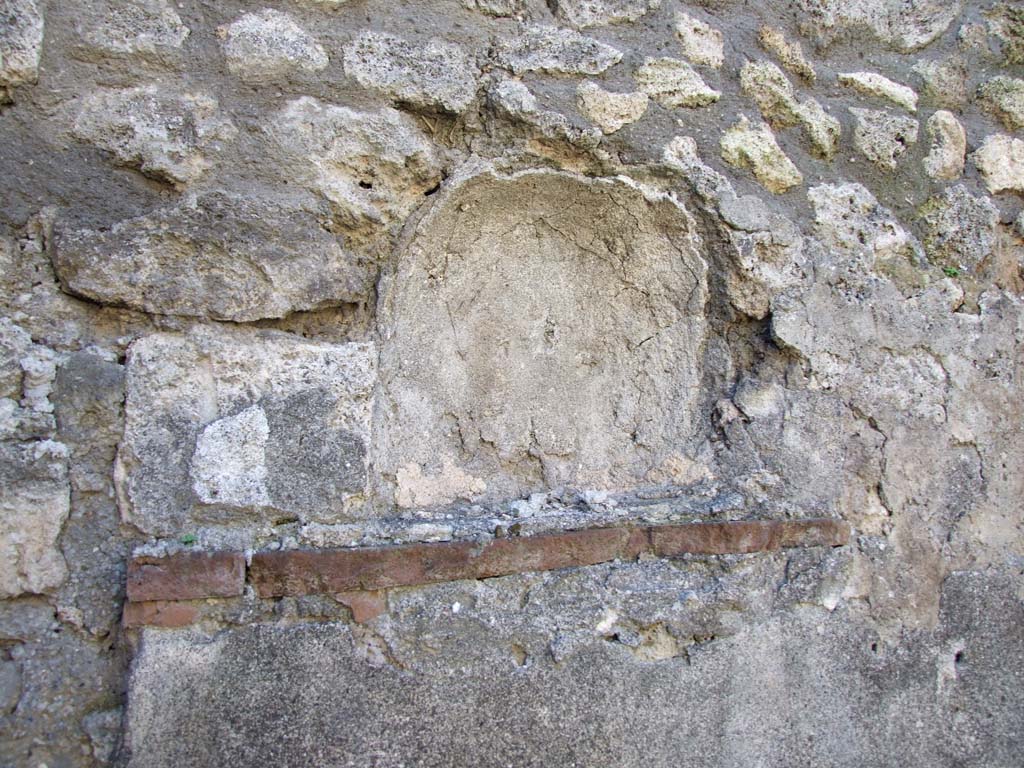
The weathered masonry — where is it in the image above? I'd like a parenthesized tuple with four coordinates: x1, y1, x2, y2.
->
(1, 0, 1023, 766)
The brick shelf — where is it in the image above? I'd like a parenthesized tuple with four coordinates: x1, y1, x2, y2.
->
(124, 518, 849, 626)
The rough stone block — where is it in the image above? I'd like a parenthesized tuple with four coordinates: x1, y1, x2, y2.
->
(52, 191, 373, 322)
(0, 440, 69, 598)
(117, 327, 375, 536)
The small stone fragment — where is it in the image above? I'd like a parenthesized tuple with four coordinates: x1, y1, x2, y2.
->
(218, 9, 328, 84)
(807, 182, 919, 263)
(343, 31, 478, 113)
(674, 11, 724, 68)
(269, 97, 443, 233)
(493, 26, 622, 75)
(838, 71, 918, 112)
(491, 79, 539, 116)
(920, 185, 999, 274)
(850, 108, 918, 171)
(75, 0, 188, 62)
(0, 0, 43, 97)
(82, 708, 123, 764)
(0, 440, 70, 598)
(923, 110, 965, 181)
(190, 405, 271, 508)
(911, 58, 968, 109)
(985, 2, 1024, 64)
(549, 0, 659, 29)
(977, 76, 1024, 131)
(635, 57, 720, 108)
(462, 0, 524, 17)
(758, 25, 815, 83)
(576, 81, 648, 133)
(740, 61, 840, 158)
(0, 658, 21, 714)
(71, 87, 236, 187)
(720, 116, 803, 194)
(972, 134, 1024, 195)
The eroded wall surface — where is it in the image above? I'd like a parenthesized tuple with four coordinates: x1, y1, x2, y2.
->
(0, 0, 1022, 765)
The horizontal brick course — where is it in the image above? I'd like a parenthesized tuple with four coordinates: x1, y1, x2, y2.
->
(124, 519, 850, 621)
(127, 550, 245, 602)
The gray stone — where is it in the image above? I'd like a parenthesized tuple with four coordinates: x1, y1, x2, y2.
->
(635, 57, 719, 108)
(82, 707, 123, 763)
(73, 0, 188, 63)
(117, 327, 375, 536)
(51, 191, 375, 322)
(797, 0, 963, 52)
(71, 86, 236, 187)
(549, 0, 659, 29)
(920, 185, 999, 274)
(972, 134, 1024, 194)
(977, 75, 1024, 131)
(0, 658, 21, 714)
(268, 96, 443, 237)
(850, 107, 918, 170)
(493, 26, 622, 75)
(0, 440, 69, 598)
(912, 57, 968, 108)
(0, 0, 43, 96)
(218, 9, 327, 84)
(343, 31, 479, 113)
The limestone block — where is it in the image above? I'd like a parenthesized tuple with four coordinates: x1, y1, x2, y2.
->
(0, 440, 69, 598)
(923, 110, 966, 181)
(549, 0, 659, 29)
(850, 108, 918, 170)
(343, 31, 479, 113)
(52, 191, 374, 322)
(74, 0, 188, 62)
(838, 71, 918, 112)
(218, 9, 327, 84)
(493, 26, 622, 75)
(117, 327, 376, 535)
(635, 57, 719, 108)
(0, 0, 43, 94)
(72, 86, 236, 187)
(674, 12, 724, 68)
(720, 117, 803, 194)
(575, 81, 648, 134)
(973, 134, 1024, 194)
(740, 61, 840, 158)
(268, 97, 443, 234)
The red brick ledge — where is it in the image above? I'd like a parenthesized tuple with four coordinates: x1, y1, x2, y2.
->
(125, 519, 849, 614)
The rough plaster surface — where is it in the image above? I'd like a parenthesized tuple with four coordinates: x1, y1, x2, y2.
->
(0, 0, 1022, 765)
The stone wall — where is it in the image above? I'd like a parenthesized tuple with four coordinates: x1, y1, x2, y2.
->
(0, 0, 1022, 765)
